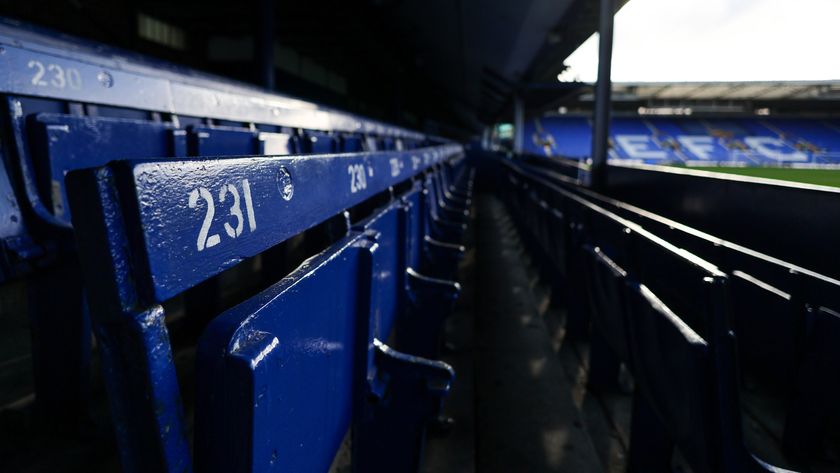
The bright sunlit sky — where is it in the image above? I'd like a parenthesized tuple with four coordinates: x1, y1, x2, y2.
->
(557, 0, 840, 83)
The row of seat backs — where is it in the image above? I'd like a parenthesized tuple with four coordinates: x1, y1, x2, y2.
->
(0, 20, 460, 472)
(66, 145, 466, 472)
(620, 210, 840, 393)
(510, 156, 840, 469)
(524, 157, 840, 404)
(501, 159, 790, 472)
(194, 166, 471, 472)
(0, 98, 430, 281)
(516, 154, 840, 390)
(0, 15, 429, 262)
(583, 204, 840, 469)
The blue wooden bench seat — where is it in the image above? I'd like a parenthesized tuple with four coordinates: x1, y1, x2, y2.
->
(0, 19, 434, 439)
(0, 20, 477, 473)
(65, 144, 468, 473)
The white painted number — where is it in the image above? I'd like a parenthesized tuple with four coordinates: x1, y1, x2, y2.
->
(48, 64, 65, 88)
(220, 184, 244, 238)
(27, 60, 82, 90)
(389, 157, 402, 177)
(189, 187, 220, 251)
(67, 68, 82, 89)
(241, 179, 257, 232)
(348, 164, 367, 193)
(189, 179, 257, 252)
(28, 60, 46, 86)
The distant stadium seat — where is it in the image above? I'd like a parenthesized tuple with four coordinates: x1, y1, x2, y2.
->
(581, 245, 630, 391)
(303, 130, 338, 154)
(527, 116, 840, 165)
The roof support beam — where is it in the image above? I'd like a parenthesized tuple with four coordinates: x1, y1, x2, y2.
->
(591, 0, 615, 190)
(514, 95, 525, 154)
(256, 0, 275, 90)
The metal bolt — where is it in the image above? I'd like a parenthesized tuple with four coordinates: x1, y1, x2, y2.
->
(276, 166, 294, 201)
(97, 70, 113, 88)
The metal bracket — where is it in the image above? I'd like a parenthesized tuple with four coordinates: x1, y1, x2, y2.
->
(428, 214, 466, 247)
(393, 267, 461, 359)
(422, 235, 464, 280)
(354, 338, 455, 473)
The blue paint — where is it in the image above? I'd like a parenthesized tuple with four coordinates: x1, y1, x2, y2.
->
(0, 18, 476, 473)
(196, 234, 370, 473)
(67, 144, 471, 473)
(0, 17, 425, 139)
(97, 145, 461, 302)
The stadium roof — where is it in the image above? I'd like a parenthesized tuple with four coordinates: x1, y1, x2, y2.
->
(520, 80, 840, 116)
(608, 81, 840, 102)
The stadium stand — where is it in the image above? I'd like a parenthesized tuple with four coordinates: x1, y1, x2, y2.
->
(67, 146, 470, 473)
(3, 5, 840, 473)
(0, 17, 475, 473)
(525, 115, 840, 165)
(500, 154, 840, 472)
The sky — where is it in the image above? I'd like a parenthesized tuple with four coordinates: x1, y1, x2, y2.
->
(556, 0, 840, 83)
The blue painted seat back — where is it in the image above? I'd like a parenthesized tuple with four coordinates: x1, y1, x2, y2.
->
(498, 157, 790, 471)
(340, 134, 364, 152)
(188, 125, 260, 156)
(380, 137, 396, 151)
(581, 202, 629, 265)
(784, 306, 840, 457)
(582, 245, 630, 364)
(504, 165, 584, 292)
(730, 271, 800, 387)
(22, 114, 297, 228)
(303, 131, 337, 154)
(25, 113, 186, 225)
(400, 184, 427, 271)
(196, 234, 370, 473)
(354, 202, 407, 339)
(629, 232, 721, 340)
(623, 281, 718, 472)
(195, 178, 465, 472)
(186, 125, 295, 157)
(421, 173, 465, 242)
(542, 205, 567, 275)
(527, 193, 568, 275)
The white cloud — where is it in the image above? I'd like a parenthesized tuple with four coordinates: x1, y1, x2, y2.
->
(556, 0, 840, 83)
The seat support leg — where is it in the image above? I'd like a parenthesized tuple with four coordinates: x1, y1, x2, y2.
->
(354, 339, 455, 473)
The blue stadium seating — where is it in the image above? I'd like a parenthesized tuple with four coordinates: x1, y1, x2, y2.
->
(524, 116, 840, 165)
(65, 146, 471, 472)
(572, 161, 840, 465)
(498, 156, 840, 472)
(0, 18, 478, 473)
(524, 116, 591, 158)
(5, 14, 840, 473)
